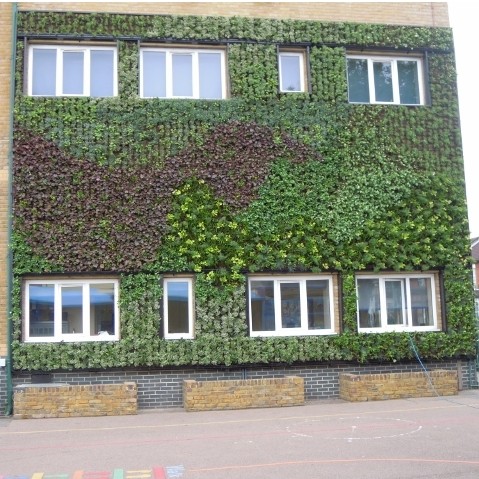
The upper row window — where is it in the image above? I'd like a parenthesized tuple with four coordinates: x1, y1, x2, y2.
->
(346, 54, 424, 105)
(28, 45, 117, 97)
(140, 48, 227, 99)
(26, 44, 425, 106)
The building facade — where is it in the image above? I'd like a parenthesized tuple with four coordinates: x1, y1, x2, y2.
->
(1, 2, 477, 414)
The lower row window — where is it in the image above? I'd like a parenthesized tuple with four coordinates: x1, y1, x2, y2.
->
(22, 272, 440, 343)
(248, 275, 337, 337)
(25, 279, 119, 342)
(356, 273, 438, 331)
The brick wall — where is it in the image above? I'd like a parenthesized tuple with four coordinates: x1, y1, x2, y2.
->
(183, 376, 304, 411)
(0, 3, 13, 360)
(339, 370, 458, 401)
(11, 360, 474, 411)
(14, 382, 137, 418)
(17, 2, 449, 27)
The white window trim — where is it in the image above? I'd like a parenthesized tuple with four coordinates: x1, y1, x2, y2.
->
(140, 47, 227, 99)
(163, 277, 194, 339)
(27, 44, 118, 97)
(24, 278, 120, 343)
(278, 50, 306, 93)
(248, 274, 335, 337)
(347, 54, 425, 105)
(356, 272, 439, 333)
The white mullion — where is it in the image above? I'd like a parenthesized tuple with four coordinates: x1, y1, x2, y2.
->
(416, 59, 425, 105)
(166, 51, 173, 98)
(55, 284, 62, 339)
(83, 49, 90, 96)
(57, 48, 63, 96)
(367, 58, 376, 104)
(378, 278, 387, 329)
(299, 280, 308, 332)
(220, 50, 226, 98)
(192, 51, 199, 99)
(83, 283, 90, 336)
(274, 280, 282, 334)
(399, 279, 407, 326)
(391, 60, 400, 104)
(405, 277, 412, 326)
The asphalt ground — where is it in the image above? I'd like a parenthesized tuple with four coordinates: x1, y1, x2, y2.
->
(1, 390, 479, 479)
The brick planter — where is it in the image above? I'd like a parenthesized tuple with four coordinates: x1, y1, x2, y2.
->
(14, 382, 137, 418)
(339, 370, 458, 402)
(183, 376, 304, 411)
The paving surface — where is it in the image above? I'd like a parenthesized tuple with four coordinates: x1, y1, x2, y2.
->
(1, 390, 479, 478)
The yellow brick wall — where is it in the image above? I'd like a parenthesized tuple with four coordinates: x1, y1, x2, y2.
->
(14, 382, 138, 418)
(339, 370, 458, 401)
(183, 376, 305, 411)
(17, 2, 449, 27)
(0, 3, 13, 358)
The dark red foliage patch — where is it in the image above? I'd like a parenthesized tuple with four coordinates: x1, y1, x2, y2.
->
(13, 121, 321, 272)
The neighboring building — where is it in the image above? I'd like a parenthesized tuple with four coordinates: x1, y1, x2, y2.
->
(1, 2, 477, 414)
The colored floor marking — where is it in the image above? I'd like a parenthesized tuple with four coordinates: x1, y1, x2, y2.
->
(125, 471, 151, 479)
(112, 470, 123, 479)
(152, 468, 166, 479)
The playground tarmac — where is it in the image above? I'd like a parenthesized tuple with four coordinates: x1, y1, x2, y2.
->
(1, 390, 479, 479)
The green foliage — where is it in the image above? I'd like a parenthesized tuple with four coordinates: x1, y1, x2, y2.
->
(10, 11, 476, 371)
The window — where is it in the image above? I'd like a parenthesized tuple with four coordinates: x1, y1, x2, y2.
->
(248, 275, 336, 337)
(24, 279, 119, 342)
(346, 54, 424, 105)
(278, 50, 307, 93)
(163, 277, 194, 339)
(356, 273, 440, 332)
(140, 47, 226, 99)
(28, 44, 117, 97)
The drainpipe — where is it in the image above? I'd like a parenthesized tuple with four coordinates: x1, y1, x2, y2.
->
(5, 2, 18, 416)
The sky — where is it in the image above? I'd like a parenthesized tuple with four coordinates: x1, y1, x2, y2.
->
(447, 1, 479, 238)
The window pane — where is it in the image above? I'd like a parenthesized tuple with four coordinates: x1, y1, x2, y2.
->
(347, 59, 370, 103)
(198, 52, 222, 99)
(385, 280, 405, 325)
(280, 54, 301, 92)
(90, 50, 114, 97)
(398, 60, 420, 105)
(172, 54, 193, 97)
(373, 61, 393, 102)
(142, 51, 166, 98)
(63, 51, 84, 95)
(167, 281, 190, 334)
(410, 278, 434, 326)
(280, 283, 301, 328)
(307, 280, 331, 329)
(250, 281, 275, 331)
(61, 286, 83, 334)
(32, 49, 56, 96)
(29, 284, 55, 337)
(357, 279, 381, 328)
(90, 283, 115, 336)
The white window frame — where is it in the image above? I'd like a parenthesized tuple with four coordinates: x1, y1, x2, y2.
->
(346, 54, 425, 105)
(140, 47, 227, 99)
(27, 44, 118, 97)
(248, 275, 335, 337)
(163, 277, 194, 339)
(24, 278, 120, 343)
(356, 273, 439, 333)
(278, 50, 306, 93)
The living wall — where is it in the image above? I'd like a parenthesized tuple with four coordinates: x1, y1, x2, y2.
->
(11, 11, 476, 371)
